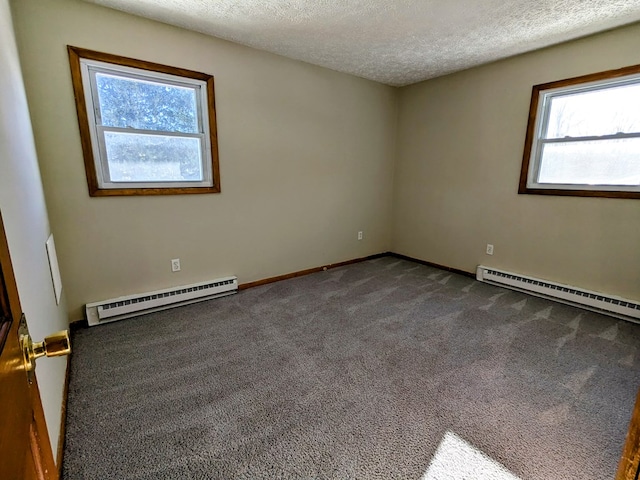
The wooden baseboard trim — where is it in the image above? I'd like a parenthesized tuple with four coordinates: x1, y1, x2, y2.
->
(57, 354, 72, 476)
(69, 319, 88, 331)
(238, 252, 476, 291)
(238, 252, 390, 290)
(388, 252, 475, 279)
(71, 252, 472, 321)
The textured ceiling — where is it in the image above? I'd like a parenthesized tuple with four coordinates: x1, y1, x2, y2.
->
(83, 0, 640, 86)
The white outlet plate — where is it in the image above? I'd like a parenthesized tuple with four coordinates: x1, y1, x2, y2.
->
(358, 231, 363, 240)
(171, 258, 181, 272)
(486, 244, 494, 255)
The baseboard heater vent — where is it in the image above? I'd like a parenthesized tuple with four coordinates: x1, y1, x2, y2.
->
(476, 266, 639, 323)
(85, 276, 238, 326)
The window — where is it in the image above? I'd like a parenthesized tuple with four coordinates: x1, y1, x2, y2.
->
(519, 64, 640, 199)
(68, 46, 220, 196)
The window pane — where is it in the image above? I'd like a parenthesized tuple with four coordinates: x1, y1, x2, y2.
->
(538, 138, 640, 186)
(96, 73, 198, 133)
(104, 132, 203, 182)
(545, 82, 640, 138)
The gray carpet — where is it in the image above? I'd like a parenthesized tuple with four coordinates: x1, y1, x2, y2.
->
(62, 257, 640, 479)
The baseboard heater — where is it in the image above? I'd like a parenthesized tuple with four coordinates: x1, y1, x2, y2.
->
(476, 266, 639, 323)
(85, 276, 238, 326)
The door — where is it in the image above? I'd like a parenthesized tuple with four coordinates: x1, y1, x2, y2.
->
(617, 388, 640, 480)
(0, 212, 69, 480)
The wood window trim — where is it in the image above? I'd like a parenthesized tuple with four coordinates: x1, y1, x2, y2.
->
(67, 46, 221, 197)
(518, 63, 640, 200)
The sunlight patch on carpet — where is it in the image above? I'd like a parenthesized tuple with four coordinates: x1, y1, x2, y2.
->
(422, 431, 521, 480)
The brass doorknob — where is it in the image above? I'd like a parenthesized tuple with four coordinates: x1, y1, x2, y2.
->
(20, 330, 71, 372)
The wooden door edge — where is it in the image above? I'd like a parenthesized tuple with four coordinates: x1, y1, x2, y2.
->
(616, 388, 640, 480)
(30, 374, 58, 479)
(56, 355, 71, 476)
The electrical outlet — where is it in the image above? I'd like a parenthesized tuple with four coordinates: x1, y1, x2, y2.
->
(358, 231, 363, 240)
(486, 244, 494, 255)
(171, 258, 181, 272)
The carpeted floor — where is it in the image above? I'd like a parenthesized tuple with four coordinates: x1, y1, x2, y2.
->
(62, 257, 640, 479)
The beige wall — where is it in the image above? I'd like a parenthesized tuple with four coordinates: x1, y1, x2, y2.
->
(393, 22, 640, 301)
(1, 0, 70, 459)
(11, 0, 398, 320)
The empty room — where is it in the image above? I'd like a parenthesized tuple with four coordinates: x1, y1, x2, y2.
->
(1, 0, 639, 478)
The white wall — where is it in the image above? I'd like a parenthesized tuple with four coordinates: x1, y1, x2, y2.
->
(1, 0, 70, 460)
(11, 0, 398, 320)
(393, 22, 640, 301)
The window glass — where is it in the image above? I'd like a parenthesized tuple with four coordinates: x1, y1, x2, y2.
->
(104, 132, 203, 182)
(545, 83, 640, 138)
(538, 138, 640, 185)
(95, 73, 199, 133)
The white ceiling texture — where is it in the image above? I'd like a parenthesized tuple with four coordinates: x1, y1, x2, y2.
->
(84, 0, 640, 86)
